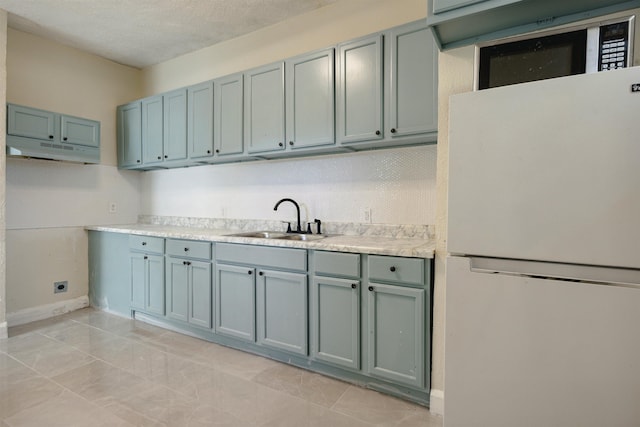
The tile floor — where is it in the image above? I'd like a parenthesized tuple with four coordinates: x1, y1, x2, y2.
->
(0, 308, 443, 427)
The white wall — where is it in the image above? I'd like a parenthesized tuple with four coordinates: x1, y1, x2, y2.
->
(4, 29, 142, 322)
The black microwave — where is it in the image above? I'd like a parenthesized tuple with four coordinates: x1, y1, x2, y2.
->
(476, 16, 635, 90)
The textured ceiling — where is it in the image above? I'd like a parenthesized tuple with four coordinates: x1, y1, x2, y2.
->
(0, 0, 339, 68)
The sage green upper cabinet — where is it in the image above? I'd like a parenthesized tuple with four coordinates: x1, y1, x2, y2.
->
(60, 116, 100, 148)
(117, 102, 142, 168)
(141, 96, 164, 165)
(245, 62, 286, 154)
(8, 104, 55, 141)
(187, 81, 214, 160)
(386, 21, 438, 143)
(432, 0, 487, 13)
(427, 0, 639, 50)
(337, 35, 383, 145)
(285, 48, 336, 150)
(163, 88, 188, 162)
(213, 73, 244, 160)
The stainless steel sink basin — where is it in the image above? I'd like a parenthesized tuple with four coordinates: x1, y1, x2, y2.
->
(227, 231, 288, 239)
(227, 231, 327, 241)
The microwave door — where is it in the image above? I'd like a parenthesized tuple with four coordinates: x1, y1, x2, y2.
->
(477, 29, 587, 90)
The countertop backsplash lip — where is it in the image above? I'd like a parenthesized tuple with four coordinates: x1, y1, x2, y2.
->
(137, 215, 434, 240)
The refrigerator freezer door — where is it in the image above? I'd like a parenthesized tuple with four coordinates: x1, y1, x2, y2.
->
(448, 66, 640, 269)
(445, 256, 640, 427)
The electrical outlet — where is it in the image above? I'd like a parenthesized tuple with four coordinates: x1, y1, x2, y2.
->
(54, 281, 68, 294)
(109, 202, 117, 214)
(363, 207, 372, 223)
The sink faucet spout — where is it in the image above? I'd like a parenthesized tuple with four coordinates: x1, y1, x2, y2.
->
(273, 198, 303, 233)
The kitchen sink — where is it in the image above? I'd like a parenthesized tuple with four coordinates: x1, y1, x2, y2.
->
(227, 231, 327, 241)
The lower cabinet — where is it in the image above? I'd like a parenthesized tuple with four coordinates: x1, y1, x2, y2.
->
(129, 236, 165, 316)
(215, 243, 308, 356)
(165, 239, 213, 329)
(366, 282, 425, 388)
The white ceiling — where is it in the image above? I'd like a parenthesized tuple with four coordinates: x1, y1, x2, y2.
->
(0, 0, 339, 69)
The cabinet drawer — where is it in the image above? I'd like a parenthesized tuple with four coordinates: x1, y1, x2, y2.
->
(368, 255, 424, 286)
(216, 243, 306, 272)
(166, 239, 212, 260)
(129, 235, 164, 254)
(313, 251, 360, 278)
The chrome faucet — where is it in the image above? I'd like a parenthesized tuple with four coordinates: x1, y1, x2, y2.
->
(273, 198, 303, 233)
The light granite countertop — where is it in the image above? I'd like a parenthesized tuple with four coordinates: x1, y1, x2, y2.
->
(87, 223, 436, 258)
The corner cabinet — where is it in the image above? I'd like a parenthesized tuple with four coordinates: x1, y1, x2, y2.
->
(426, 0, 640, 49)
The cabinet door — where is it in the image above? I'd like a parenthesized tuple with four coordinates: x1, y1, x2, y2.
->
(61, 115, 100, 148)
(388, 22, 438, 138)
(163, 89, 188, 161)
(146, 254, 166, 316)
(367, 282, 425, 388)
(130, 252, 146, 310)
(189, 260, 212, 329)
(141, 96, 164, 164)
(166, 258, 189, 322)
(7, 104, 56, 141)
(117, 102, 142, 168)
(188, 81, 214, 159)
(214, 73, 244, 157)
(257, 270, 308, 355)
(285, 49, 335, 150)
(432, 0, 488, 14)
(337, 35, 383, 144)
(245, 63, 285, 154)
(215, 264, 256, 342)
(310, 276, 360, 369)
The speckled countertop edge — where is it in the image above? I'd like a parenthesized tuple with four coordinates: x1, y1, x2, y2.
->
(87, 223, 436, 258)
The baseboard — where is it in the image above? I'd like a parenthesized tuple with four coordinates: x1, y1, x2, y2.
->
(6, 296, 89, 327)
(0, 321, 7, 339)
(430, 388, 444, 416)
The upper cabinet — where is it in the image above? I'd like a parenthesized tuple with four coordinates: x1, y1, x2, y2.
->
(426, 0, 640, 50)
(117, 102, 142, 168)
(337, 20, 437, 149)
(116, 19, 438, 170)
(245, 62, 286, 154)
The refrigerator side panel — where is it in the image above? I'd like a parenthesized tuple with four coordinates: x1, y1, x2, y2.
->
(447, 66, 640, 269)
(445, 256, 640, 427)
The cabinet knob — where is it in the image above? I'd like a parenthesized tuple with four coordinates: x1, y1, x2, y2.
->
(49, 135, 54, 139)
(375, 130, 381, 136)
(248, 270, 253, 275)
(157, 156, 162, 160)
(278, 142, 283, 147)
(289, 141, 294, 146)
(259, 271, 264, 276)
(143, 255, 148, 260)
(207, 150, 211, 154)
(141, 242, 147, 246)
(63, 137, 68, 141)
(215, 149, 220, 153)
(184, 247, 189, 252)
(390, 128, 396, 134)
(368, 286, 374, 292)
(164, 155, 168, 159)
(183, 261, 191, 266)
(390, 266, 396, 272)
(351, 283, 357, 289)
(137, 160, 141, 163)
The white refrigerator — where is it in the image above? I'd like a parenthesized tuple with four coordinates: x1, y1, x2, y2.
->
(445, 66, 640, 426)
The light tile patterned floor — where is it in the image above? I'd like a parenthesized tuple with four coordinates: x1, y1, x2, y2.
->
(0, 308, 443, 427)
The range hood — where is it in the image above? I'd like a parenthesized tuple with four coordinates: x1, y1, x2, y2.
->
(6, 137, 100, 164)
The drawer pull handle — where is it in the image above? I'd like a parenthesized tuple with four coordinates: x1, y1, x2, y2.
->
(143, 255, 148, 260)
(390, 266, 396, 272)
(351, 283, 357, 289)
(141, 242, 147, 246)
(184, 247, 189, 252)
(368, 286, 374, 292)
(183, 261, 191, 266)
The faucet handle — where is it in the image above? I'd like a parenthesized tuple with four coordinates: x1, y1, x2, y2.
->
(282, 221, 292, 233)
(314, 219, 322, 235)
(306, 223, 312, 234)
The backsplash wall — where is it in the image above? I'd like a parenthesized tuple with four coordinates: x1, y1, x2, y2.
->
(140, 145, 437, 226)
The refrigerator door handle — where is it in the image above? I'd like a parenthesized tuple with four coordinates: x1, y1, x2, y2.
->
(469, 256, 640, 289)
